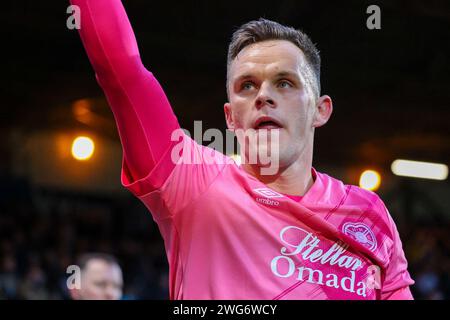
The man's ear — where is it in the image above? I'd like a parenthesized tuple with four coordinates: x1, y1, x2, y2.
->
(224, 102, 235, 130)
(312, 95, 333, 128)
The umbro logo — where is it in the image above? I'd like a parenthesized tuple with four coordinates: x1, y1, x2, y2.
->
(253, 188, 284, 198)
(256, 197, 280, 207)
(253, 188, 284, 207)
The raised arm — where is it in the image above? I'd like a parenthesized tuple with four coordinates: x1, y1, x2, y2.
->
(71, 0, 180, 194)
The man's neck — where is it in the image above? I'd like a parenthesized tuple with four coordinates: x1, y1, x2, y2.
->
(242, 152, 315, 197)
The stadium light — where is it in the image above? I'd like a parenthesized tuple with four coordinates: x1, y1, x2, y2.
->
(359, 170, 381, 191)
(71, 136, 95, 161)
(391, 159, 448, 180)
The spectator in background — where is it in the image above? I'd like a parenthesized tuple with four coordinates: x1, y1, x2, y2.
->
(69, 253, 123, 300)
(0, 253, 19, 299)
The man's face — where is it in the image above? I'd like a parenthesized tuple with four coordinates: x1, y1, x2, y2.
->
(224, 40, 329, 173)
(72, 259, 123, 300)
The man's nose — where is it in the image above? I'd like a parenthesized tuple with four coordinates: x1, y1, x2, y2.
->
(255, 85, 276, 109)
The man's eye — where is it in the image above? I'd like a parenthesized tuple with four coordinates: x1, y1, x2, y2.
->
(241, 82, 254, 90)
(278, 80, 292, 88)
(94, 281, 107, 289)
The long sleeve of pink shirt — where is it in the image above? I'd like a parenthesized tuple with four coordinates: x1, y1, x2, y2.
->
(71, 0, 181, 196)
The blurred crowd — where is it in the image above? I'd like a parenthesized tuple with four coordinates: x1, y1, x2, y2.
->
(0, 179, 449, 300)
(404, 225, 450, 299)
(0, 183, 169, 300)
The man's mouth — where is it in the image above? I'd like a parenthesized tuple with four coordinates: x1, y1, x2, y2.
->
(253, 116, 283, 130)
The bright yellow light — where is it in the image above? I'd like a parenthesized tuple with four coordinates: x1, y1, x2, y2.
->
(71, 136, 95, 161)
(359, 170, 381, 191)
(391, 159, 448, 180)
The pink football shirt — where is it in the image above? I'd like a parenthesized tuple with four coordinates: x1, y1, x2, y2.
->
(73, 0, 414, 299)
(123, 134, 414, 299)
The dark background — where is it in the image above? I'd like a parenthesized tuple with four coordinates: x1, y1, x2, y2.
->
(0, 0, 449, 299)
